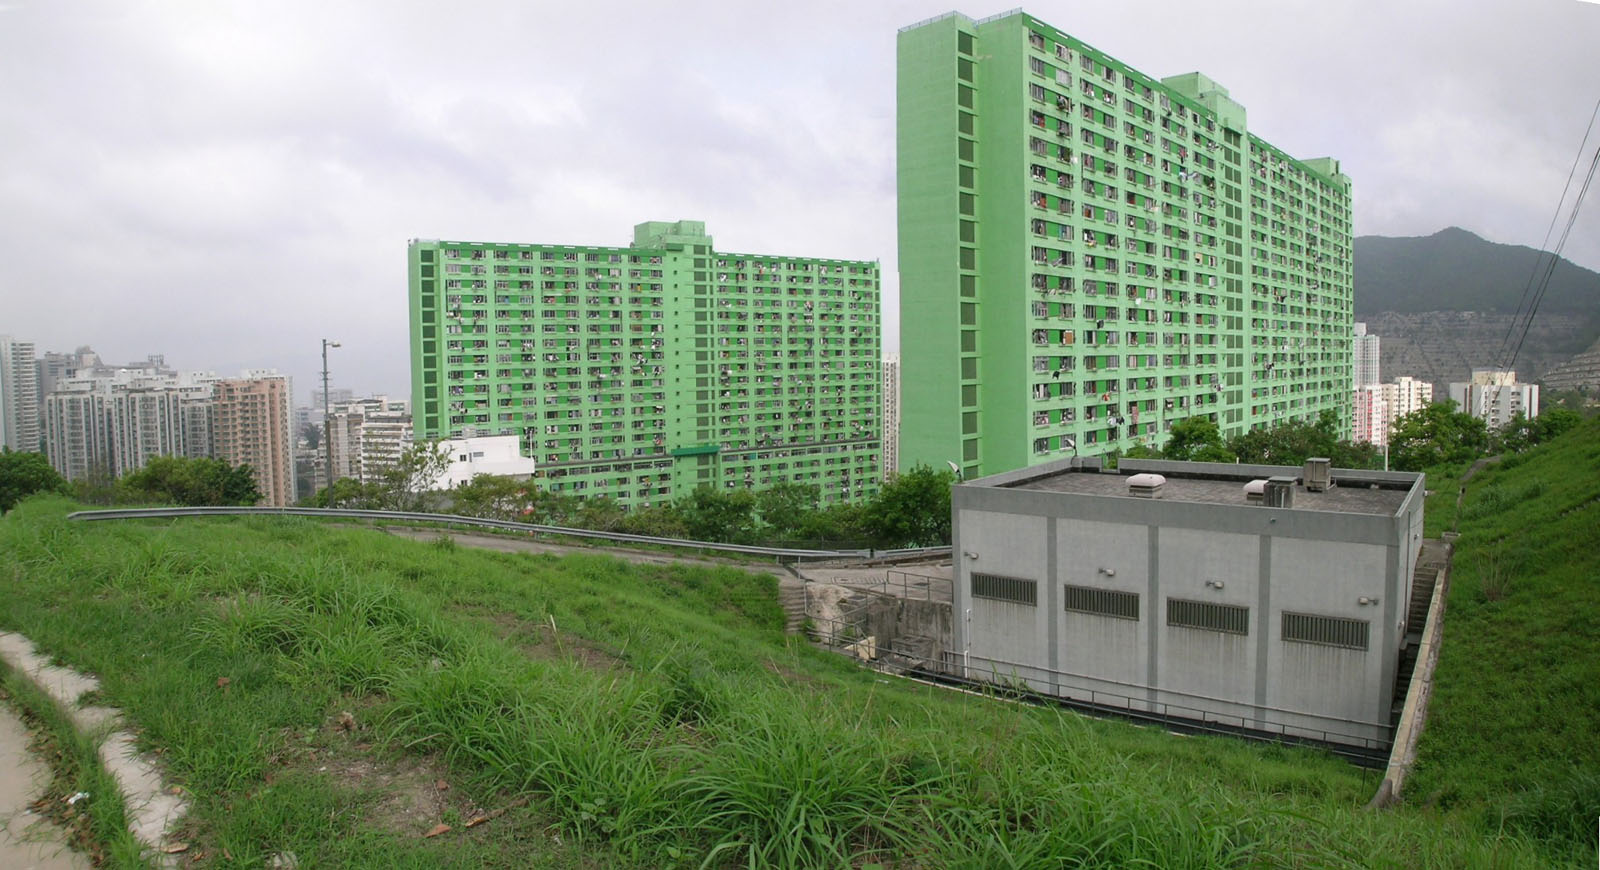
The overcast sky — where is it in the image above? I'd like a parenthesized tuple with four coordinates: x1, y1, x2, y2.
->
(3, 0, 1597, 401)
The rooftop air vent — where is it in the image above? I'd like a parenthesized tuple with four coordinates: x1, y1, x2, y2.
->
(1303, 457, 1332, 492)
(1244, 479, 1267, 504)
(1264, 476, 1295, 508)
(1127, 472, 1166, 499)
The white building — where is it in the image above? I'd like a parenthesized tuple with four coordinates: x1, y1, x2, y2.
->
(1382, 377, 1432, 424)
(327, 396, 412, 484)
(1449, 370, 1538, 430)
(1353, 322, 1380, 387)
(0, 335, 41, 452)
(426, 435, 538, 490)
(882, 353, 901, 482)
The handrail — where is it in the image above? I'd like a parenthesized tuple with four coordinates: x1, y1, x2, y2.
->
(65, 506, 873, 560)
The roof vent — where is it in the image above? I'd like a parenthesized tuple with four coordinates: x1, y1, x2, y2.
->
(1244, 479, 1267, 504)
(1264, 476, 1295, 508)
(1303, 457, 1332, 492)
(1127, 472, 1166, 499)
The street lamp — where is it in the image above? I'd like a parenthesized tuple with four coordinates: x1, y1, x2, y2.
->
(322, 339, 341, 505)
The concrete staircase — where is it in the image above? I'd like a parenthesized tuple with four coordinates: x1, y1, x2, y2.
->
(1391, 541, 1448, 721)
(778, 580, 808, 633)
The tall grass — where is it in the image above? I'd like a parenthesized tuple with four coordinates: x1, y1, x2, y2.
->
(1409, 416, 1600, 866)
(0, 495, 1560, 867)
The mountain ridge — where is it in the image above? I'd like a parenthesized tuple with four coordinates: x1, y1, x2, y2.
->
(1355, 226, 1599, 318)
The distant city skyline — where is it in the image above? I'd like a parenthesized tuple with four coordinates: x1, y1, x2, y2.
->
(4, 0, 1598, 401)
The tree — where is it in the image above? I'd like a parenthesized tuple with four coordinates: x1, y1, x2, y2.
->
(862, 463, 953, 548)
(119, 456, 262, 506)
(374, 441, 451, 512)
(1161, 416, 1235, 463)
(302, 476, 385, 509)
(1386, 400, 1490, 471)
(1535, 407, 1582, 444)
(301, 422, 322, 451)
(755, 482, 821, 542)
(677, 485, 758, 543)
(449, 474, 535, 522)
(0, 449, 70, 513)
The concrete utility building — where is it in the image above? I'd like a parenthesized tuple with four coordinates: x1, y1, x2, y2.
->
(951, 457, 1424, 748)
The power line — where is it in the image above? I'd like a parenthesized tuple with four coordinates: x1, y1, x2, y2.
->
(1497, 96, 1600, 374)
(1507, 129, 1600, 375)
(1494, 97, 1600, 370)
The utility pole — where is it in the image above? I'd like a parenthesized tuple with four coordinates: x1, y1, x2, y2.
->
(321, 339, 340, 505)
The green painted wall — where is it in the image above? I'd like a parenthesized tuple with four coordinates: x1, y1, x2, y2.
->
(898, 10, 1353, 478)
(407, 224, 881, 507)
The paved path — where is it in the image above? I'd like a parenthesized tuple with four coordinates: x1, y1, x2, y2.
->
(0, 702, 89, 870)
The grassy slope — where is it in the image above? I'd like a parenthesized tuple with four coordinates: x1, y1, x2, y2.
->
(1409, 417, 1600, 863)
(0, 498, 1552, 868)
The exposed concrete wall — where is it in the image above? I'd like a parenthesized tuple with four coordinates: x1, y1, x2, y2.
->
(949, 465, 1424, 748)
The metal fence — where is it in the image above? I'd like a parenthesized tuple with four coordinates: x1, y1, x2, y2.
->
(65, 506, 874, 562)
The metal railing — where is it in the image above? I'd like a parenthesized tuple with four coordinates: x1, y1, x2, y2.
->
(65, 506, 874, 562)
(851, 634, 1391, 764)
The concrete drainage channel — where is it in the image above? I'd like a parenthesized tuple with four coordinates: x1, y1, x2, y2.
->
(0, 632, 187, 866)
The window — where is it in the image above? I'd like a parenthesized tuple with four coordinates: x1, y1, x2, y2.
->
(1282, 612, 1369, 650)
(1166, 599, 1248, 634)
(1064, 585, 1139, 620)
(972, 573, 1037, 606)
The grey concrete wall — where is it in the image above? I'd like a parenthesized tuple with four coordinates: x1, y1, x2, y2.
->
(949, 466, 1424, 748)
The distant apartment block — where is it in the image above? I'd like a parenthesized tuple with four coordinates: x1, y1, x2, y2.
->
(882, 353, 901, 480)
(0, 335, 41, 452)
(1449, 369, 1537, 429)
(1383, 376, 1432, 422)
(1351, 385, 1387, 446)
(42, 364, 215, 481)
(897, 10, 1353, 479)
(408, 221, 881, 507)
(327, 396, 412, 484)
(212, 372, 296, 506)
(1352, 322, 1380, 386)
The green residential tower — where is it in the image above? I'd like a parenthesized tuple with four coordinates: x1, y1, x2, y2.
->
(407, 221, 881, 506)
(898, 10, 1354, 478)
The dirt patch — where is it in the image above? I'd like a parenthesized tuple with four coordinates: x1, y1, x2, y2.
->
(263, 703, 494, 840)
(455, 606, 628, 673)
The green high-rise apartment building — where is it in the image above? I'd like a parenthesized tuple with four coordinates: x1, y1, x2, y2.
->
(408, 221, 881, 506)
(898, 10, 1353, 478)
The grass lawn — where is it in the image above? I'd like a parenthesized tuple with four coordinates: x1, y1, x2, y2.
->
(0, 492, 1563, 868)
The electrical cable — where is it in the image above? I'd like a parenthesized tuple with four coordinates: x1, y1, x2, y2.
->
(1494, 96, 1600, 371)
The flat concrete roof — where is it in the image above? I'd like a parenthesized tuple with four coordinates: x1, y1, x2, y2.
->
(1008, 469, 1410, 516)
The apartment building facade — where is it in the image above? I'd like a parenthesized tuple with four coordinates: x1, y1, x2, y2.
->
(1352, 322, 1380, 386)
(212, 373, 296, 506)
(408, 220, 881, 507)
(882, 352, 901, 481)
(898, 10, 1354, 478)
(43, 368, 215, 481)
(327, 396, 412, 483)
(1449, 369, 1537, 429)
(0, 335, 41, 452)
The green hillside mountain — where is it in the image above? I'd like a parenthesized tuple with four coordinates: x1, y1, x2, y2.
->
(1355, 227, 1600, 317)
(1353, 228, 1600, 390)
